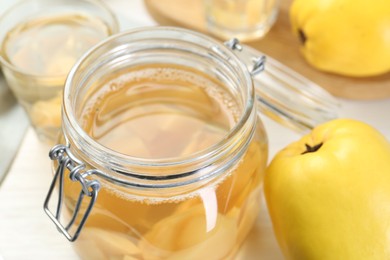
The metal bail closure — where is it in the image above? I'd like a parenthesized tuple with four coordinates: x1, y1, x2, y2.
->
(224, 38, 339, 132)
(224, 38, 266, 76)
(44, 144, 101, 242)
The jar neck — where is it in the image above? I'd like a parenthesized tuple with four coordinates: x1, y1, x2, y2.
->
(62, 27, 256, 192)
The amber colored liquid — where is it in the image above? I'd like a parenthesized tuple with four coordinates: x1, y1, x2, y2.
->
(206, 0, 278, 40)
(83, 65, 239, 159)
(0, 14, 112, 142)
(64, 65, 267, 259)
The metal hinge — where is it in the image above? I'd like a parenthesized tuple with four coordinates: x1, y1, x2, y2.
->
(224, 38, 266, 76)
(43, 144, 101, 242)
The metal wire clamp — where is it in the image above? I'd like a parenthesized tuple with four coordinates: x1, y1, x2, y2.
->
(224, 38, 266, 76)
(43, 144, 101, 242)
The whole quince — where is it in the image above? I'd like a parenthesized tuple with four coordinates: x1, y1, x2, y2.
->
(290, 0, 390, 77)
(264, 119, 390, 259)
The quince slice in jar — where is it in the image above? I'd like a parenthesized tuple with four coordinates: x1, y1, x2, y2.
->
(216, 141, 264, 212)
(30, 92, 62, 129)
(139, 204, 237, 259)
(229, 187, 262, 245)
(79, 227, 141, 259)
(121, 255, 139, 260)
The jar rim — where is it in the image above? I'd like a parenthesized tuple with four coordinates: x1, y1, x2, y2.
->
(63, 27, 256, 173)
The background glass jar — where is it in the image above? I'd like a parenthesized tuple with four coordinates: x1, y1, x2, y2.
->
(204, 0, 280, 41)
(0, 0, 119, 143)
(44, 27, 338, 259)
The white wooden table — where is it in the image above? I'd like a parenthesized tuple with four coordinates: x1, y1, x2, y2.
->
(1, 0, 390, 259)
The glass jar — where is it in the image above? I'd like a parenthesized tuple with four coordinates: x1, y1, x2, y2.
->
(44, 27, 338, 259)
(0, 0, 119, 143)
(204, 0, 280, 41)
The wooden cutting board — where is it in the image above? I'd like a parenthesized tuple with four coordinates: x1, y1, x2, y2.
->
(144, 0, 390, 100)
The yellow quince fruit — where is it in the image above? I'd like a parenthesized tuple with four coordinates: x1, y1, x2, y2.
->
(290, 0, 390, 77)
(264, 119, 390, 259)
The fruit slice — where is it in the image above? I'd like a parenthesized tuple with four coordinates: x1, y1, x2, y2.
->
(139, 204, 238, 259)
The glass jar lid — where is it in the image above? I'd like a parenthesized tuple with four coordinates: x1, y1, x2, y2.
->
(224, 39, 339, 132)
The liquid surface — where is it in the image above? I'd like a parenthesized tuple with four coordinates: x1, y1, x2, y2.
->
(82, 65, 239, 159)
(2, 14, 110, 76)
